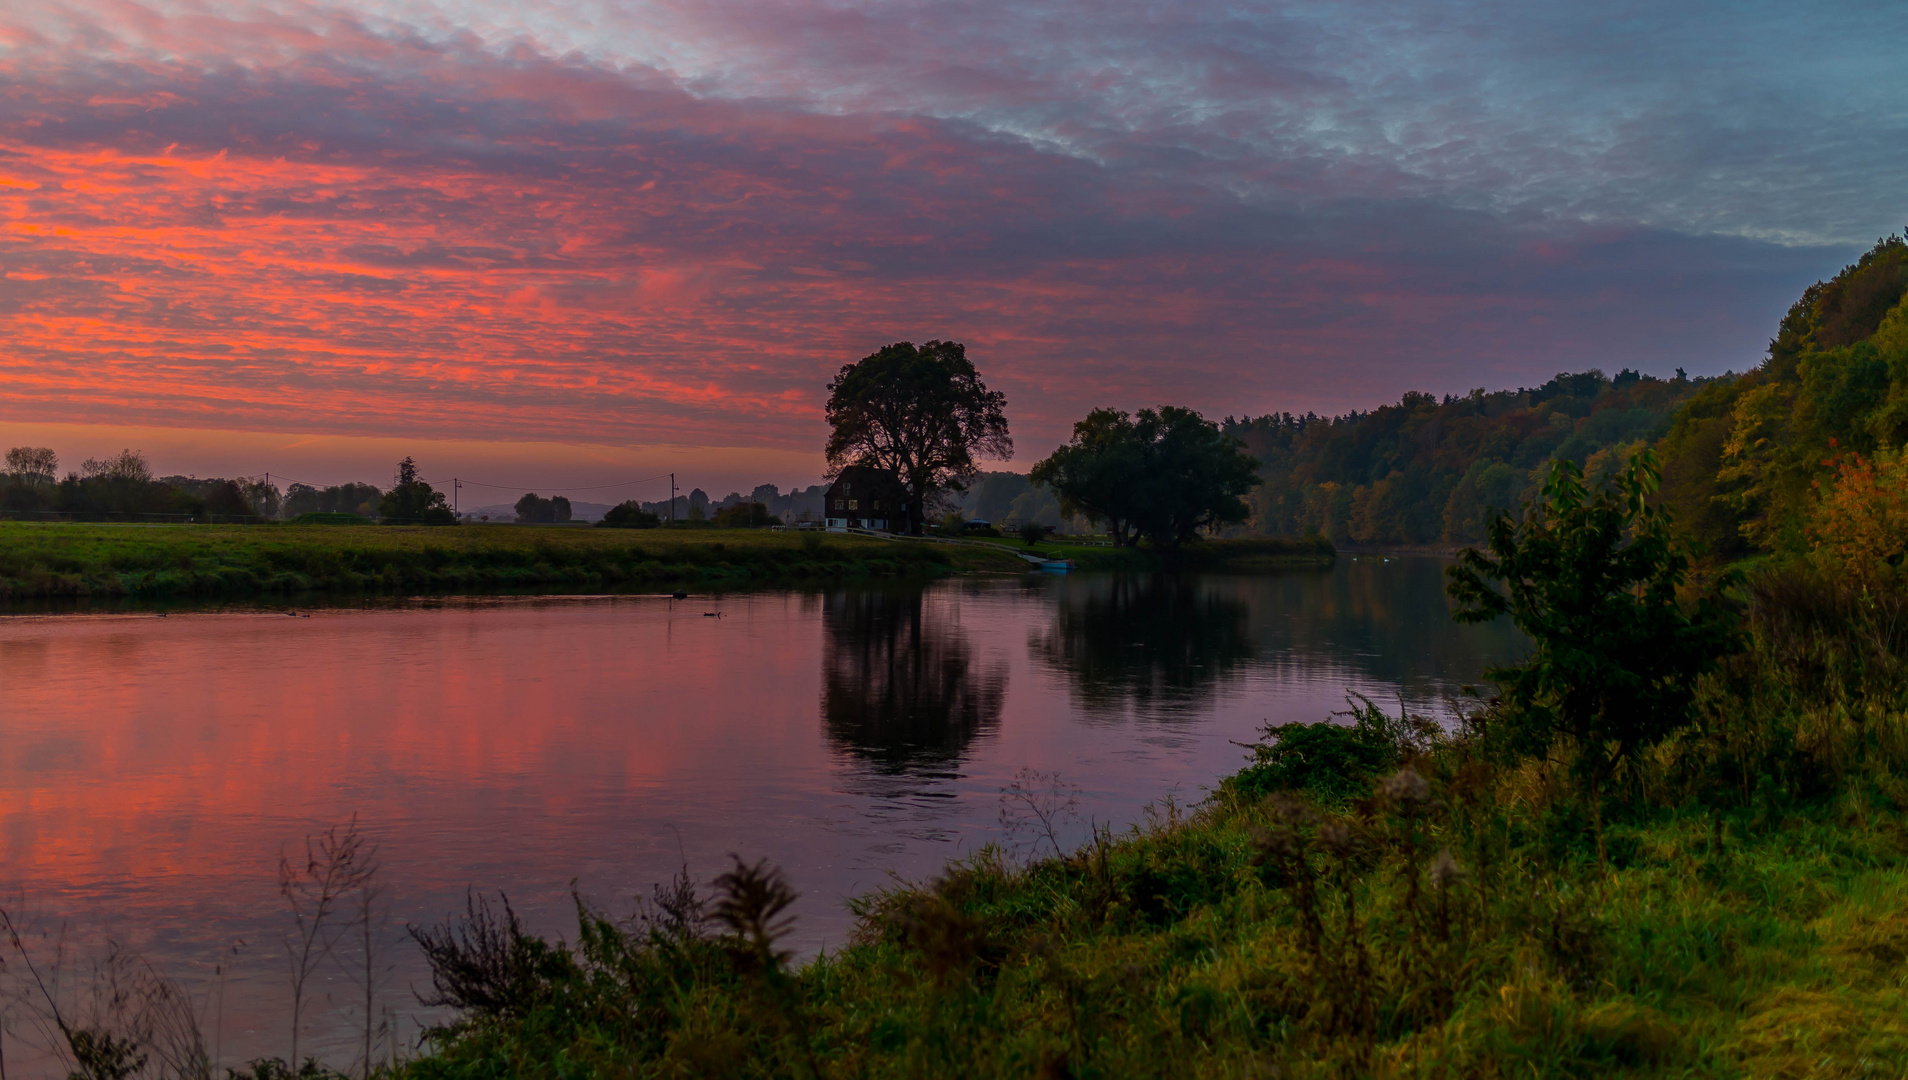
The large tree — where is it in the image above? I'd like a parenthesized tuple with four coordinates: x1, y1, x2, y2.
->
(1129, 406, 1263, 547)
(824, 341, 1011, 534)
(1029, 408, 1145, 545)
(1033, 406, 1261, 548)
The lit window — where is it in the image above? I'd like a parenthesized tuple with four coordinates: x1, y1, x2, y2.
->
(849, 500, 858, 510)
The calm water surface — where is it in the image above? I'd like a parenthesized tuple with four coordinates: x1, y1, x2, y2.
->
(0, 558, 1519, 1071)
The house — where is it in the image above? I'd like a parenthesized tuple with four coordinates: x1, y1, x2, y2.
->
(824, 466, 909, 533)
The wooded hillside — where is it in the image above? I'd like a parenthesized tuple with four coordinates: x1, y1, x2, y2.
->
(1231, 231, 1908, 555)
(1226, 371, 1706, 546)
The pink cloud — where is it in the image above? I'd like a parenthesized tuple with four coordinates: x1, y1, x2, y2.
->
(0, 1, 1845, 464)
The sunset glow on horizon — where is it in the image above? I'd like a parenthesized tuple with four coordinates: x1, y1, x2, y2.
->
(3, 0, 1902, 485)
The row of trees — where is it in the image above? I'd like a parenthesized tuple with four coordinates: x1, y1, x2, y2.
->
(0, 450, 460, 524)
(2, 447, 278, 518)
(823, 340, 1259, 548)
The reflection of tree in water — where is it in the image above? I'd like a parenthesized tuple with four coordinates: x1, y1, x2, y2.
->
(1029, 575, 1255, 716)
(822, 589, 1007, 773)
(1224, 557, 1527, 695)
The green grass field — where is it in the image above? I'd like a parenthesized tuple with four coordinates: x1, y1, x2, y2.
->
(0, 522, 1030, 600)
(0, 524, 1335, 601)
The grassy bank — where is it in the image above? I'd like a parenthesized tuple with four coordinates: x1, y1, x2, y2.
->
(372, 547, 1908, 1079)
(970, 534, 1337, 572)
(389, 692, 1908, 1077)
(0, 524, 1332, 602)
(0, 522, 1031, 600)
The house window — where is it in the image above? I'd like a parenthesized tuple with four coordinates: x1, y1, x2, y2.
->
(835, 499, 844, 509)
(848, 500, 858, 510)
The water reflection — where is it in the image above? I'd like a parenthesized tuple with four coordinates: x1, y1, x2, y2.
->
(1223, 557, 1525, 694)
(821, 588, 1007, 773)
(1028, 575, 1257, 717)
(0, 559, 1522, 1071)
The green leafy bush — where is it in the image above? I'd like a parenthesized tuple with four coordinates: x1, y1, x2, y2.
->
(1227, 694, 1425, 803)
(1448, 449, 1739, 854)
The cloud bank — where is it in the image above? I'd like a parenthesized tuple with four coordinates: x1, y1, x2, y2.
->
(0, 0, 1898, 459)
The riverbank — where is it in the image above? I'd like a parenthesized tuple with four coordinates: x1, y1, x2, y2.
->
(381, 559, 1907, 1079)
(0, 524, 1335, 602)
(392, 723, 1908, 1077)
(0, 522, 1030, 600)
(954, 533, 1338, 572)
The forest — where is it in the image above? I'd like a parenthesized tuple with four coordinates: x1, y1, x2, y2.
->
(1229, 232, 1908, 554)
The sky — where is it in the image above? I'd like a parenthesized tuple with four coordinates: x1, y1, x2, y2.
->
(1, 0, 1904, 494)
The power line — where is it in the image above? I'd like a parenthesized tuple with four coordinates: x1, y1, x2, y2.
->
(442, 473, 676, 493)
(245, 471, 679, 495)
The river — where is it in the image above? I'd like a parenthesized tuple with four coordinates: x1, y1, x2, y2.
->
(0, 556, 1520, 1073)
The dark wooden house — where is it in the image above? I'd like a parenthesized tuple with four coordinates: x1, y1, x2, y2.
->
(824, 466, 908, 533)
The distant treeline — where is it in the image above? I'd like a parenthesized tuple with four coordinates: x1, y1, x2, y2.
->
(0, 451, 452, 523)
(1, 448, 282, 519)
(1222, 371, 1707, 547)
(1213, 231, 1908, 558)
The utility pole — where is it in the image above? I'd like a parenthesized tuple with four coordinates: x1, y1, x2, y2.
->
(453, 478, 460, 515)
(670, 473, 676, 523)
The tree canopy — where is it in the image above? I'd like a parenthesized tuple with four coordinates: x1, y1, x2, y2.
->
(1032, 406, 1260, 548)
(824, 340, 1011, 534)
(598, 501, 660, 529)
(4, 446, 56, 485)
(379, 458, 455, 524)
(515, 493, 573, 524)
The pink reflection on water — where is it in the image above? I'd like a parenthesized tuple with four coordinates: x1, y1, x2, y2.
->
(0, 566, 1506, 1072)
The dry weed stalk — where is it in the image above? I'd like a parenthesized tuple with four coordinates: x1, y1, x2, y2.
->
(0, 905, 210, 1080)
(279, 816, 378, 1071)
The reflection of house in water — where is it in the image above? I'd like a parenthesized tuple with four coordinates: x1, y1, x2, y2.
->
(823, 466, 908, 532)
(1030, 575, 1255, 717)
(821, 589, 1006, 773)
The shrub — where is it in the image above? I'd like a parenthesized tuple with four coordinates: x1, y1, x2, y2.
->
(1447, 450, 1739, 856)
(1228, 694, 1428, 803)
(598, 501, 661, 529)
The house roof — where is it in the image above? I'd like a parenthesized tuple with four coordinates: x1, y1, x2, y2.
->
(827, 465, 905, 492)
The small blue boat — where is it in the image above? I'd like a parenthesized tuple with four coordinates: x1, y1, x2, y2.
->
(1038, 559, 1075, 573)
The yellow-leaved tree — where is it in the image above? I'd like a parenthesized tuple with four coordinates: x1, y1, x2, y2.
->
(1811, 444, 1908, 590)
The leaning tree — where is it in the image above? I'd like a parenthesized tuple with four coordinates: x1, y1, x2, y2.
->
(824, 341, 1011, 533)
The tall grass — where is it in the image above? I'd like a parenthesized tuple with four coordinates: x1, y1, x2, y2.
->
(375, 576, 1908, 1078)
